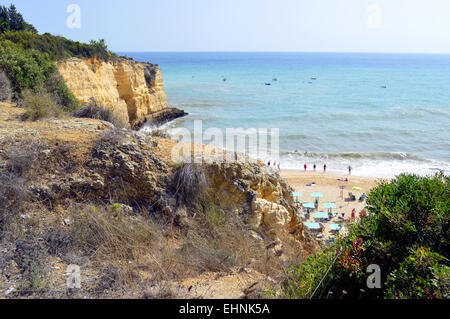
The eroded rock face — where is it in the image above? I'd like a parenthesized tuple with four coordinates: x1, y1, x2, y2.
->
(32, 130, 175, 215)
(203, 162, 317, 249)
(57, 58, 186, 128)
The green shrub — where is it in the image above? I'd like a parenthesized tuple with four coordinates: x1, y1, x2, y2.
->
(276, 250, 337, 299)
(1, 5, 115, 62)
(385, 247, 449, 299)
(278, 173, 449, 299)
(21, 89, 63, 121)
(44, 71, 80, 112)
(0, 40, 52, 93)
(0, 6, 123, 113)
(0, 40, 80, 110)
(1, 31, 118, 61)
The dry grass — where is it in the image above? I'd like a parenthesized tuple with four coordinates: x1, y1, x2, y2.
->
(68, 203, 166, 292)
(5, 139, 46, 177)
(0, 172, 28, 235)
(70, 204, 156, 260)
(1, 194, 305, 297)
(0, 139, 46, 237)
(73, 100, 127, 128)
(172, 163, 209, 205)
(180, 206, 260, 273)
(14, 235, 51, 294)
(66, 200, 290, 294)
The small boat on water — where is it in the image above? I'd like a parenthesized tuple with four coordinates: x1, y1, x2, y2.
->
(265, 83, 271, 86)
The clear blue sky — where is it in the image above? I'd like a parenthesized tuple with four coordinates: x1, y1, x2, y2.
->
(3, 0, 450, 53)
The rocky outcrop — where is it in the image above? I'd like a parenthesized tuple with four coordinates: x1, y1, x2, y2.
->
(0, 104, 319, 298)
(57, 57, 186, 128)
(203, 162, 318, 254)
(0, 102, 318, 264)
(23, 130, 310, 246)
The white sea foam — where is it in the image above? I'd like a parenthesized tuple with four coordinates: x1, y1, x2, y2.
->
(278, 152, 449, 178)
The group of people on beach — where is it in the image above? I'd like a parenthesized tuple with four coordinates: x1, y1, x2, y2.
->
(303, 163, 327, 172)
(351, 208, 367, 221)
(302, 163, 353, 175)
(266, 160, 353, 175)
(267, 160, 281, 171)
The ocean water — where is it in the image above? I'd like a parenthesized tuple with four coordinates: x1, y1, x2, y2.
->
(124, 52, 450, 178)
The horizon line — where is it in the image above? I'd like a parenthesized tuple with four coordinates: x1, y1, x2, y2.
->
(115, 50, 450, 55)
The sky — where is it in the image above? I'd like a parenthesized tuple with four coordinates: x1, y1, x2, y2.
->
(2, 0, 450, 53)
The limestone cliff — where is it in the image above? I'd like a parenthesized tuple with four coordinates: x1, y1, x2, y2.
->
(57, 57, 186, 128)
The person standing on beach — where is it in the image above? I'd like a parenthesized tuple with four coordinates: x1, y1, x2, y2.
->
(278, 163, 281, 171)
(313, 164, 316, 172)
(324, 164, 327, 173)
(360, 208, 367, 219)
(348, 165, 352, 175)
(304, 163, 307, 172)
(268, 160, 271, 166)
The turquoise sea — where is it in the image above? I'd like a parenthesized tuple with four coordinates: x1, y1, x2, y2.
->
(124, 52, 450, 178)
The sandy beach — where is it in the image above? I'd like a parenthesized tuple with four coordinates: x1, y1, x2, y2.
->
(281, 169, 387, 241)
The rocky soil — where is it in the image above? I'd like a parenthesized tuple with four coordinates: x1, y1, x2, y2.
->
(0, 102, 318, 299)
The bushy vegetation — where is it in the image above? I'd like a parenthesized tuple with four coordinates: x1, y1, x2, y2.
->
(0, 4, 37, 34)
(21, 89, 63, 121)
(1, 31, 117, 61)
(0, 40, 53, 93)
(277, 173, 449, 299)
(0, 38, 80, 111)
(1, 4, 115, 61)
(0, 4, 121, 118)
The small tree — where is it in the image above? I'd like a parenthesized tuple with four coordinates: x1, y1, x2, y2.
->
(5, 4, 36, 33)
(89, 39, 111, 61)
(0, 6, 10, 33)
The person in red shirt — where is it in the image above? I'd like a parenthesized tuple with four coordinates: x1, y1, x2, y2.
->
(360, 208, 367, 219)
(323, 164, 327, 173)
(304, 163, 307, 171)
(351, 208, 356, 221)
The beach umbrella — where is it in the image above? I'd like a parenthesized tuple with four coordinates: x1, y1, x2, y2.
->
(302, 202, 315, 209)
